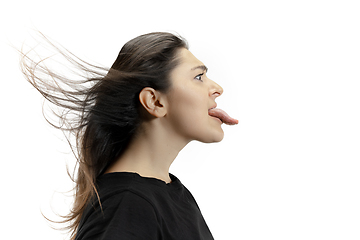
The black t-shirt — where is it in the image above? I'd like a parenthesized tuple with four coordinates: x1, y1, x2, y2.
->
(75, 172, 214, 240)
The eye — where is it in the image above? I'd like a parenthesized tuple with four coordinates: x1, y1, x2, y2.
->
(195, 73, 204, 82)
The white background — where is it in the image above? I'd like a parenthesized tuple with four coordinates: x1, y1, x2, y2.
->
(1, 0, 359, 239)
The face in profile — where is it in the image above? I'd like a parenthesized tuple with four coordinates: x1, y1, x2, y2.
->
(164, 48, 225, 144)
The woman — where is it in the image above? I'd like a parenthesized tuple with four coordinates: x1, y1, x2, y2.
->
(21, 32, 238, 239)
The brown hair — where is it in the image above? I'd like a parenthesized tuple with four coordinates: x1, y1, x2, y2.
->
(20, 32, 188, 239)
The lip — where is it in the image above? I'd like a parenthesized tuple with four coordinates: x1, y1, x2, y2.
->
(208, 104, 217, 111)
(208, 105, 223, 124)
(210, 115, 223, 124)
(208, 103, 223, 124)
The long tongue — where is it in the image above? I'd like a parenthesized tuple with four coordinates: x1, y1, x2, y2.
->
(208, 108, 238, 125)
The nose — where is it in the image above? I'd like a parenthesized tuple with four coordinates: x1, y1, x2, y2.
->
(209, 79, 223, 99)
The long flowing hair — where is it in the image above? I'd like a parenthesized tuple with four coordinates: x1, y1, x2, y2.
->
(20, 32, 188, 239)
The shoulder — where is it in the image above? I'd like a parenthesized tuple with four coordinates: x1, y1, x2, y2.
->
(93, 176, 161, 221)
(95, 172, 163, 209)
(104, 190, 160, 222)
(103, 189, 159, 219)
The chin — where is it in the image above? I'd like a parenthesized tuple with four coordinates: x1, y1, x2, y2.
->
(198, 130, 224, 143)
(212, 133, 225, 143)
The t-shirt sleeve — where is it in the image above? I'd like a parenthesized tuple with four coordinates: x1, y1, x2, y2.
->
(79, 191, 160, 240)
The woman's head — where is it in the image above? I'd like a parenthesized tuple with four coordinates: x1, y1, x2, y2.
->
(84, 32, 189, 176)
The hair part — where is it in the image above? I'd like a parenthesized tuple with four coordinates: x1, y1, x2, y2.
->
(20, 32, 188, 239)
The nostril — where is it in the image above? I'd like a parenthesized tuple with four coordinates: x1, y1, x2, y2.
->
(211, 91, 221, 98)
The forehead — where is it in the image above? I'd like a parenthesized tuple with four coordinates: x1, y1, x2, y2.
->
(176, 48, 205, 70)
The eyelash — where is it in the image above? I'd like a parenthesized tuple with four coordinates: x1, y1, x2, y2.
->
(195, 73, 204, 82)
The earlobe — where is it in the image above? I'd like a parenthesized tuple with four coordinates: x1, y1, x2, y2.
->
(139, 87, 167, 118)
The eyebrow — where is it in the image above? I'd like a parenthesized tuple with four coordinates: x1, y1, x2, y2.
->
(191, 65, 208, 72)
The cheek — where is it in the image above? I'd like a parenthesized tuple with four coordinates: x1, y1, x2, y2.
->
(166, 88, 224, 143)
(168, 88, 206, 126)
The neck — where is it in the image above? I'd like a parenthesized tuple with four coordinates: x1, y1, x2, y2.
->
(105, 118, 189, 183)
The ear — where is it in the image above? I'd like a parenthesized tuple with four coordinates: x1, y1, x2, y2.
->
(139, 87, 167, 118)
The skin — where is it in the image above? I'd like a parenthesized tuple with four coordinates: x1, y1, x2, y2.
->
(105, 48, 224, 183)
